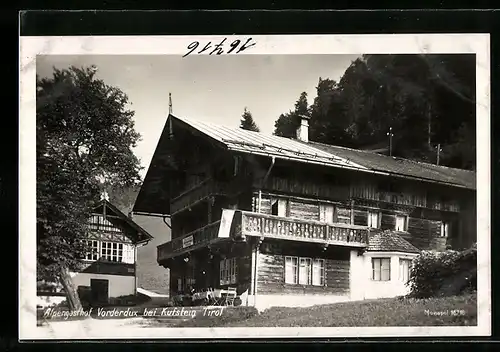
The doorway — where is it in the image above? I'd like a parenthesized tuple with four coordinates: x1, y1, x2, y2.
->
(90, 279, 109, 304)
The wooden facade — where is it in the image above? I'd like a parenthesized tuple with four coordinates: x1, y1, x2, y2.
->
(145, 116, 476, 305)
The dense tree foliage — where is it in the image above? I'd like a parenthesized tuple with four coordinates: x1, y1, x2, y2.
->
(240, 107, 260, 132)
(37, 65, 142, 309)
(273, 54, 476, 170)
(274, 92, 309, 139)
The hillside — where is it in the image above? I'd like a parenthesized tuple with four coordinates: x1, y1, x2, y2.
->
(132, 214, 171, 295)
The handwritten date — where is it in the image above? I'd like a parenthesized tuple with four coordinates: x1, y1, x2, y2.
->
(183, 38, 256, 57)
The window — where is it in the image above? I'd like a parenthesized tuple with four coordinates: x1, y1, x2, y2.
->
(395, 215, 407, 232)
(319, 204, 335, 223)
(285, 257, 298, 284)
(399, 259, 412, 283)
(100, 242, 123, 262)
(312, 259, 325, 286)
(299, 258, 312, 285)
(367, 211, 380, 228)
(271, 198, 288, 217)
(219, 258, 238, 285)
(372, 258, 391, 281)
(440, 221, 449, 238)
(285, 256, 325, 286)
(85, 240, 99, 260)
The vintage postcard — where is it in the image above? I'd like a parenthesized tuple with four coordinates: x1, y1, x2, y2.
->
(19, 33, 491, 340)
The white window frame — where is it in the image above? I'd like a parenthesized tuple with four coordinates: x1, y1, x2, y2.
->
(399, 258, 412, 283)
(219, 257, 238, 285)
(85, 240, 99, 261)
(395, 215, 408, 232)
(285, 256, 325, 286)
(367, 211, 380, 229)
(440, 221, 449, 238)
(271, 198, 288, 217)
(312, 258, 325, 286)
(319, 203, 335, 223)
(372, 257, 391, 281)
(100, 241, 124, 262)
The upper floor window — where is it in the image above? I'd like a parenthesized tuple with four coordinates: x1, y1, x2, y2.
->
(271, 198, 288, 217)
(395, 215, 408, 232)
(372, 257, 391, 281)
(85, 240, 99, 261)
(440, 221, 449, 238)
(319, 203, 335, 223)
(101, 241, 124, 262)
(367, 211, 380, 228)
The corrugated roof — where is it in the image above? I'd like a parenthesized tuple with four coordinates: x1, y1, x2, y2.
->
(175, 115, 476, 190)
(368, 231, 420, 253)
(308, 141, 476, 190)
(176, 116, 368, 170)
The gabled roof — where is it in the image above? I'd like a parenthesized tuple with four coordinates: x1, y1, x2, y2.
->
(93, 199, 154, 244)
(175, 115, 475, 189)
(308, 141, 476, 190)
(133, 114, 476, 215)
(367, 231, 420, 254)
(176, 116, 368, 170)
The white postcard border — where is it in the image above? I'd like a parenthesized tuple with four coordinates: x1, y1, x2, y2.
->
(19, 33, 491, 339)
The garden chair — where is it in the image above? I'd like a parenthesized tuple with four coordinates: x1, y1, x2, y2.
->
(224, 287, 237, 306)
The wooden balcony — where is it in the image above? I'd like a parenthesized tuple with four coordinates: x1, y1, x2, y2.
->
(157, 209, 371, 263)
(157, 220, 223, 262)
(237, 211, 370, 248)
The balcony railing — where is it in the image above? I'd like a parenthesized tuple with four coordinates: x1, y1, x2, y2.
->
(157, 220, 221, 262)
(239, 211, 370, 247)
(157, 209, 371, 263)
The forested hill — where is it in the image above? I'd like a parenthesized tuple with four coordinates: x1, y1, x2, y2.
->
(274, 54, 476, 171)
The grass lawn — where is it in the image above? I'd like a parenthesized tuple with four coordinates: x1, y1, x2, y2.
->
(168, 293, 477, 328)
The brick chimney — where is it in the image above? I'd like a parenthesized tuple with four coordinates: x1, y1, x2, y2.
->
(296, 114, 311, 142)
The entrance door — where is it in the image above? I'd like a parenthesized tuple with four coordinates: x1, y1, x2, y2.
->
(90, 279, 109, 304)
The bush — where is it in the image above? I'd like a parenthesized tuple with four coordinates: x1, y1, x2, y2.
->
(407, 244, 477, 298)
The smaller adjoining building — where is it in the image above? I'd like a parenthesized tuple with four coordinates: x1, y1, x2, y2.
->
(37, 199, 153, 308)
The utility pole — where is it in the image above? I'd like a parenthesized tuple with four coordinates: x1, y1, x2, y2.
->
(387, 127, 394, 156)
(435, 143, 443, 165)
(169, 93, 173, 114)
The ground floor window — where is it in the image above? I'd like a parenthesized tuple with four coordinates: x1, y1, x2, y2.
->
(285, 256, 325, 286)
(399, 258, 412, 283)
(220, 257, 238, 285)
(372, 258, 391, 281)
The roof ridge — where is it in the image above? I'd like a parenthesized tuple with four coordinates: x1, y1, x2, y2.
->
(307, 140, 475, 174)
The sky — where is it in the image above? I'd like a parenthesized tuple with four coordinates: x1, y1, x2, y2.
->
(37, 54, 360, 178)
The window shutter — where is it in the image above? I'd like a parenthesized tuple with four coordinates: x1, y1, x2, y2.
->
(123, 244, 135, 264)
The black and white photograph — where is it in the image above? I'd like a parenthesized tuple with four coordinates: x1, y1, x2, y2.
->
(19, 34, 490, 339)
